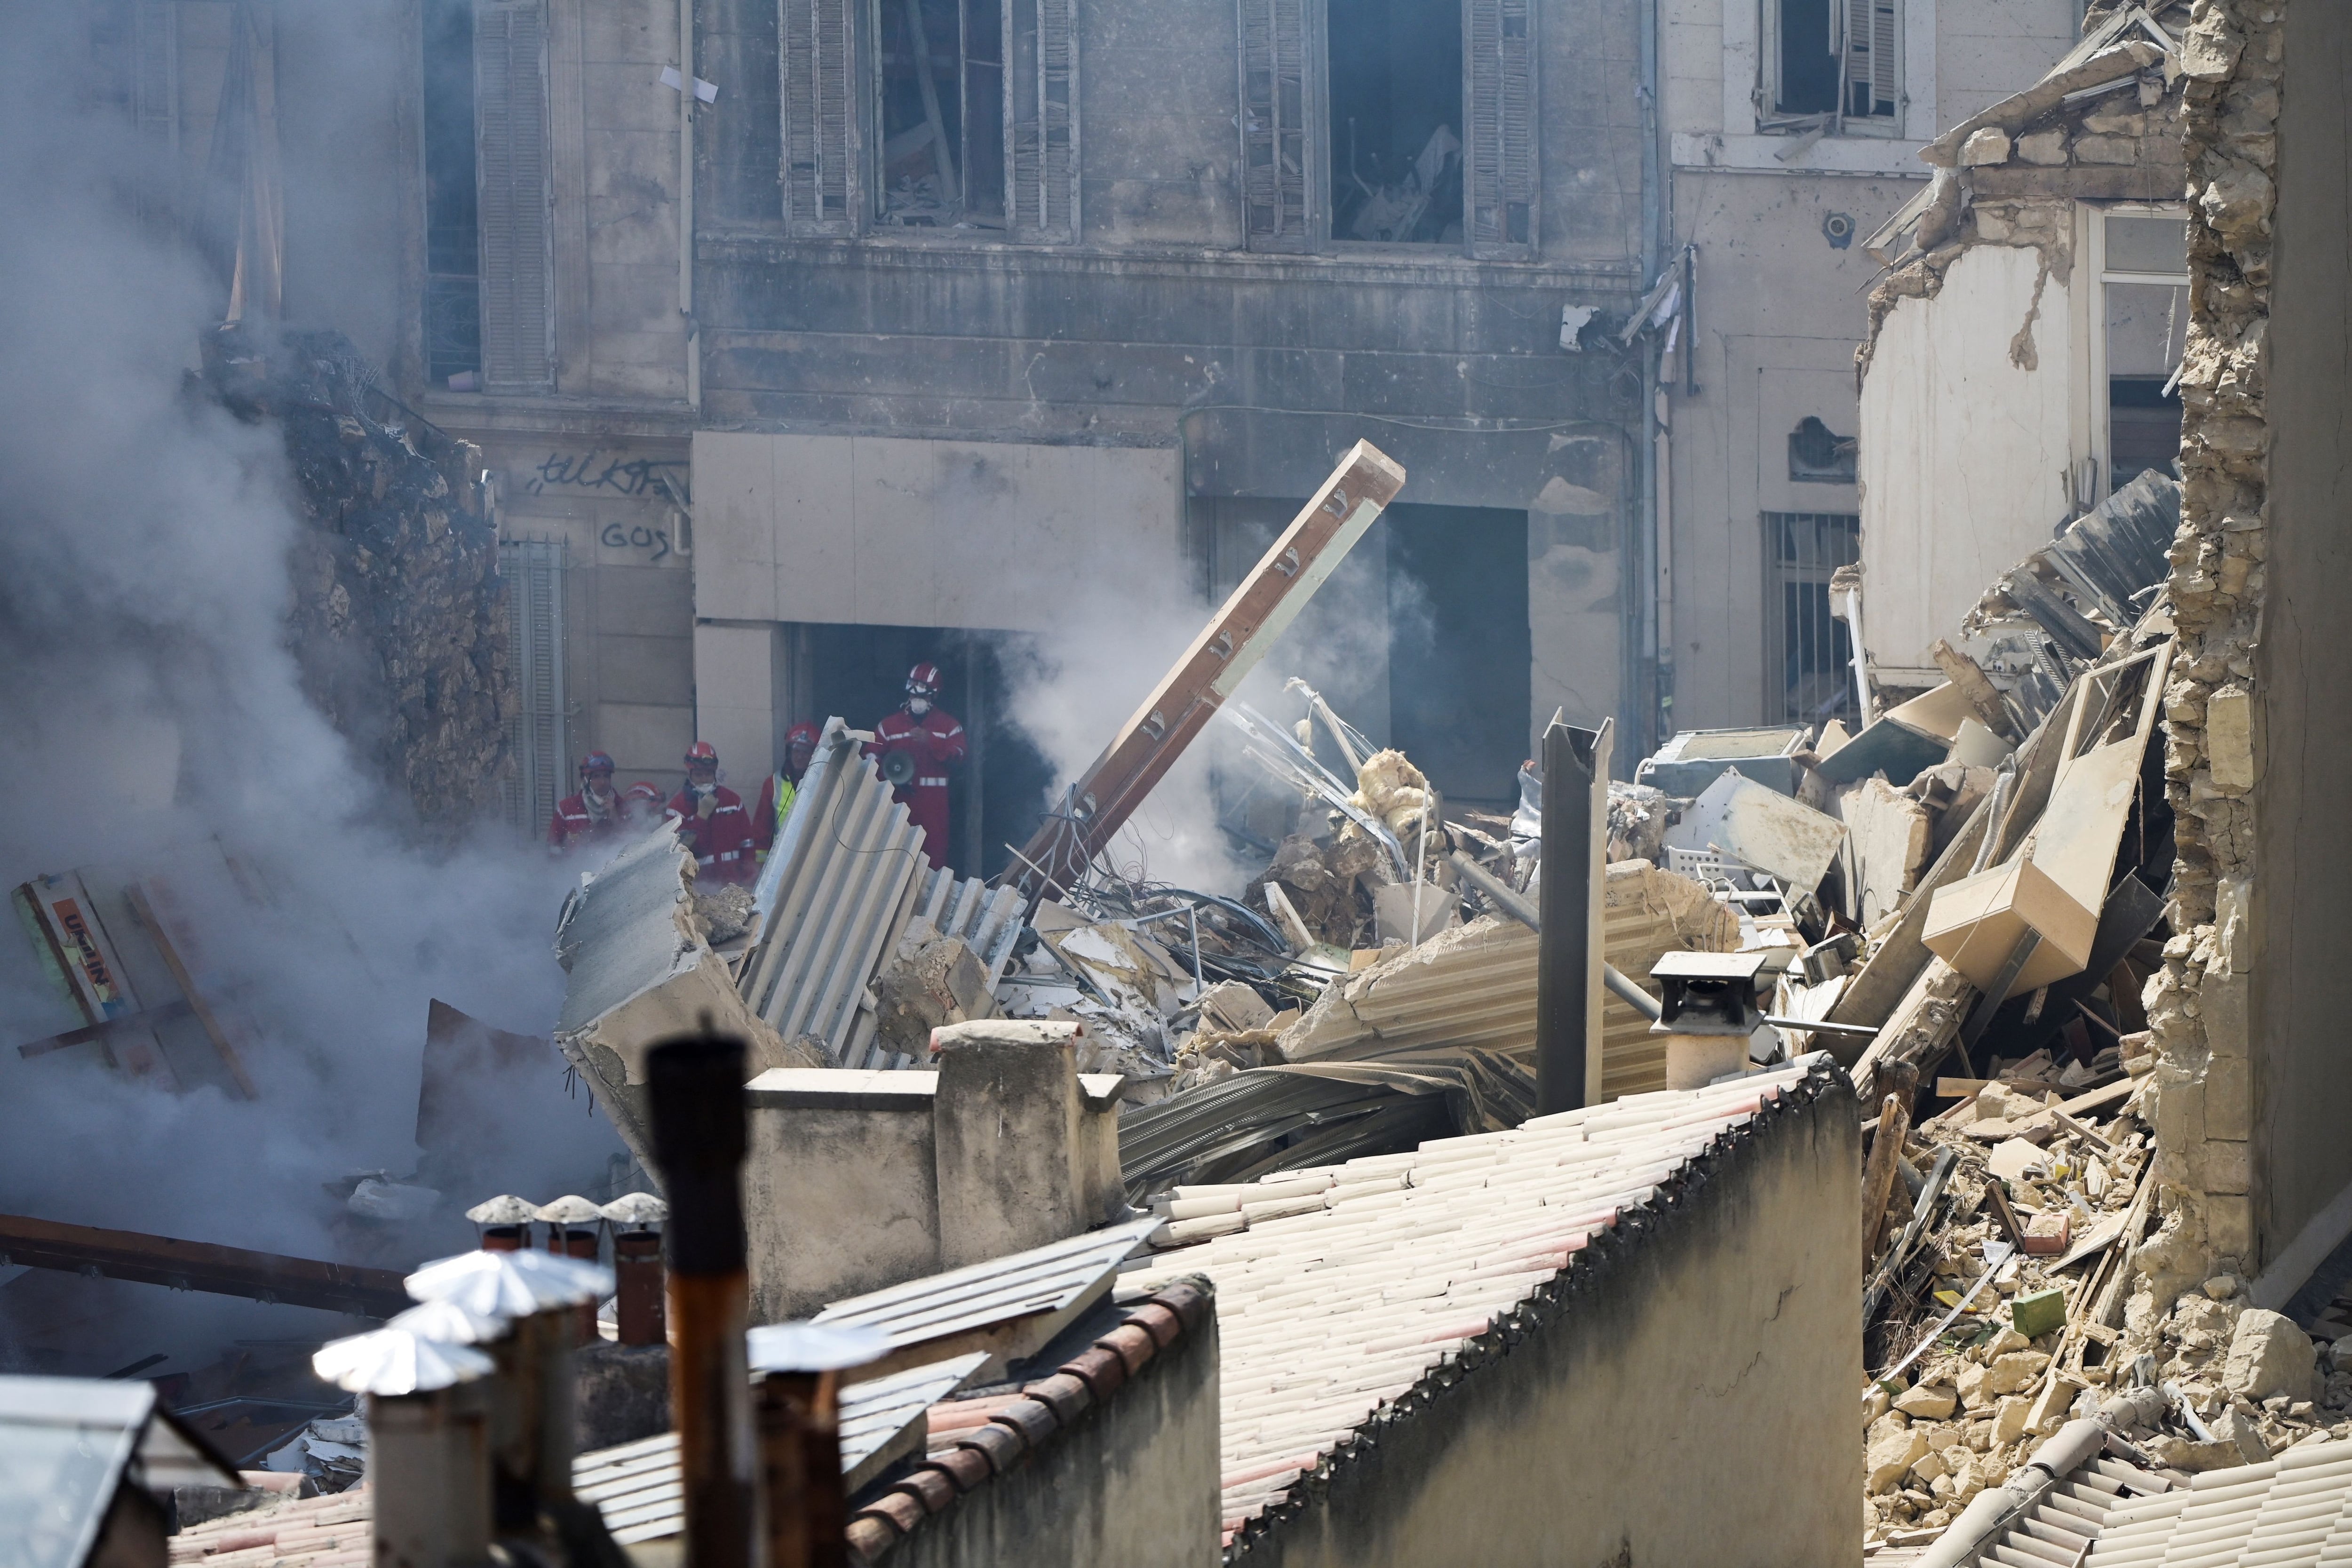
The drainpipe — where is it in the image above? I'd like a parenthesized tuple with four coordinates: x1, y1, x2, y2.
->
(1633, 0, 1665, 756)
(679, 0, 700, 410)
(651, 1032, 760, 1568)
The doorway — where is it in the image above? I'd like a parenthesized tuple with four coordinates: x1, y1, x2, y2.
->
(1385, 503, 1530, 815)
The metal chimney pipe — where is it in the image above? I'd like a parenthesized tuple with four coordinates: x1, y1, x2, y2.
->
(312, 1325, 494, 1568)
(649, 1031, 759, 1568)
(746, 1323, 888, 1568)
(482, 1226, 525, 1252)
(613, 1230, 667, 1346)
(1535, 716, 1612, 1114)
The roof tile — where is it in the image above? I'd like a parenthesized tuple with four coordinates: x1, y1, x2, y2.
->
(1059, 1345, 1128, 1401)
(949, 1421, 1025, 1477)
(987, 1398, 1059, 1450)
(855, 1490, 928, 1536)
(924, 1446, 992, 1494)
(1025, 1372, 1092, 1426)
(846, 1515, 899, 1562)
(1126, 1300, 1183, 1349)
(1095, 1322, 1158, 1375)
(890, 1467, 958, 1515)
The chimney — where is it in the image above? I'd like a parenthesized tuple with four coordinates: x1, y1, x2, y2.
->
(1534, 716, 1611, 1114)
(311, 1324, 494, 1568)
(648, 1031, 759, 1568)
(746, 1324, 888, 1568)
(601, 1192, 670, 1347)
(536, 1195, 609, 1340)
(402, 1247, 612, 1534)
(466, 1194, 536, 1253)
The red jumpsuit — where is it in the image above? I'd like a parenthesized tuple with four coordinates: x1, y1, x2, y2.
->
(867, 708, 966, 870)
(548, 790, 624, 852)
(665, 784, 760, 885)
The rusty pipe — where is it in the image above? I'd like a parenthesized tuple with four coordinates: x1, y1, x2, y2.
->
(613, 1230, 667, 1347)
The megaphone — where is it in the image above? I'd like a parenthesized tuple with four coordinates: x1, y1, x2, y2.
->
(882, 749, 917, 788)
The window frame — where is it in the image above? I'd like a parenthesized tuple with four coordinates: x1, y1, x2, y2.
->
(2083, 201, 2190, 498)
(1754, 0, 1905, 138)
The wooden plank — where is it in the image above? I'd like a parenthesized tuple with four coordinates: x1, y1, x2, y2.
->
(17, 1000, 195, 1059)
(997, 442, 1406, 897)
(126, 881, 258, 1099)
(0, 1211, 408, 1316)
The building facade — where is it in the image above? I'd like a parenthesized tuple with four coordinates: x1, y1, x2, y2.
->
(1657, 0, 2077, 728)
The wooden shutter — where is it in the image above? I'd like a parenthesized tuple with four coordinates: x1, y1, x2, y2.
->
(499, 537, 567, 838)
(1465, 0, 1536, 257)
(1238, 0, 1310, 250)
(132, 2, 181, 236)
(1007, 0, 1078, 242)
(1843, 0, 1899, 117)
(474, 1, 554, 390)
(782, 0, 859, 234)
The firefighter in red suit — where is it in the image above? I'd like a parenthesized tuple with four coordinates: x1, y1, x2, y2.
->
(548, 752, 625, 853)
(666, 741, 759, 885)
(866, 663, 966, 871)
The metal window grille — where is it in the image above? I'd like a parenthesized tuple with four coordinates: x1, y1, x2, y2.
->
(500, 538, 567, 838)
(1239, 0, 1310, 250)
(473, 0, 555, 390)
(1464, 0, 1535, 256)
(1761, 512, 1859, 727)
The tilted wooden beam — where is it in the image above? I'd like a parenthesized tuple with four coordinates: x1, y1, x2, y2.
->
(0, 1211, 411, 1318)
(999, 440, 1407, 896)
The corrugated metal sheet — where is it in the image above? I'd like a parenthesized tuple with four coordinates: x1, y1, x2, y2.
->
(571, 1353, 990, 1544)
(812, 1219, 1160, 1360)
(740, 720, 931, 1066)
(737, 720, 1028, 1070)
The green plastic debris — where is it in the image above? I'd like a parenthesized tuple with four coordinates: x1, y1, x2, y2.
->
(2011, 1286, 2067, 1340)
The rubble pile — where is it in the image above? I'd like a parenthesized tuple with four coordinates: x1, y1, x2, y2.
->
(205, 324, 514, 835)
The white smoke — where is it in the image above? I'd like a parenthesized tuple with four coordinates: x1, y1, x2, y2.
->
(0, 6, 618, 1377)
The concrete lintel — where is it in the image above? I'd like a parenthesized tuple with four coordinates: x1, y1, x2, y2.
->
(746, 1067, 940, 1111)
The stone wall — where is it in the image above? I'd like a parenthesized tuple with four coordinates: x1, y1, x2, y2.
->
(211, 327, 516, 838)
(2129, 0, 2277, 1317)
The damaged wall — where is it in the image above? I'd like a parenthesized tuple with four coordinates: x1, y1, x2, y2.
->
(2141, 0, 2352, 1311)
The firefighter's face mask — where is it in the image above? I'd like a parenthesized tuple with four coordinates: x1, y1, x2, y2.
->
(906, 688, 934, 716)
(687, 763, 718, 788)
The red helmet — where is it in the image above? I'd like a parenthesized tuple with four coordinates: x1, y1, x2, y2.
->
(579, 751, 616, 777)
(684, 740, 719, 767)
(785, 722, 821, 748)
(623, 782, 662, 803)
(906, 662, 943, 698)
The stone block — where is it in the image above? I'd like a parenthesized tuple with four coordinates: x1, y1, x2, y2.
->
(1868, 1426, 1931, 1491)
(2205, 1056, 2250, 1139)
(2223, 1310, 2314, 1402)
(874, 937, 993, 1059)
(1894, 1383, 1959, 1419)
(2075, 135, 2141, 165)
(2201, 1137, 2252, 1195)
(2206, 685, 2257, 791)
(2206, 1195, 2256, 1263)
(2016, 129, 2069, 166)
(1991, 1396, 2031, 1446)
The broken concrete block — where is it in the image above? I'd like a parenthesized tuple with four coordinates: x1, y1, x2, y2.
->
(1991, 1396, 2031, 1446)
(1984, 1325, 2031, 1359)
(1910, 1448, 1948, 1484)
(1196, 979, 1275, 1036)
(1844, 777, 1932, 926)
(2223, 1309, 2315, 1402)
(2207, 685, 2258, 791)
(1988, 1139, 2043, 1183)
(2213, 1407, 2272, 1464)
(2011, 1287, 2067, 1340)
(874, 936, 993, 1059)
(2016, 129, 2068, 165)
(1960, 127, 2012, 166)
(1893, 1383, 1959, 1419)
(1372, 881, 1462, 946)
(2024, 1372, 2079, 1437)
(1986, 1352, 2050, 1396)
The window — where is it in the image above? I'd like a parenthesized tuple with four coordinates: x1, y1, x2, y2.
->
(1241, 0, 1535, 255)
(874, 0, 1004, 228)
(1330, 0, 1463, 245)
(1762, 512, 1860, 725)
(423, 0, 553, 392)
(1788, 416, 1857, 484)
(2098, 210, 2187, 493)
(421, 0, 480, 386)
(781, 0, 1072, 240)
(1762, 0, 1899, 131)
(499, 537, 567, 839)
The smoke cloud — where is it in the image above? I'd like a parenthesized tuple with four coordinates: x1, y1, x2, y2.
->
(0, 6, 618, 1377)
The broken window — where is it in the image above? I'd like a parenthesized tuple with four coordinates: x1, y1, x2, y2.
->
(1788, 416, 1858, 484)
(2099, 210, 2188, 494)
(1762, 512, 1859, 725)
(874, 0, 1005, 229)
(1330, 0, 1463, 245)
(471, 0, 554, 390)
(422, 0, 481, 387)
(1762, 0, 1900, 129)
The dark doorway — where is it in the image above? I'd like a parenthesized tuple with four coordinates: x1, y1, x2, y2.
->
(798, 624, 1053, 880)
(1328, 0, 1464, 243)
(1385, 503, 1531, 814)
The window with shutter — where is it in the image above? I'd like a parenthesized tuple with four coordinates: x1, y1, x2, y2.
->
(1006, 0, 1078, 242)
(1463, 0, 1534, 255)
(1762, 0, 1899, 129)
(499, 537, 568, 839)
(1842, 0, 1898, 119)
(1239, 0, 1311, 250)
(782, 0, 860, 234)
(473, 0, 554, 391)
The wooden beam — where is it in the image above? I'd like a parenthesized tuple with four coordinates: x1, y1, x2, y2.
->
(0, 1211, 409, 1317)
(16, 1000, 195, 1059)
(997, 441, 1407, 896)
(126, 880, 258, 1099)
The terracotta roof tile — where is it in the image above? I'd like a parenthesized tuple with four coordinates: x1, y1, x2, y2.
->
(948, 1421, 1024, 1477)
(1115, 1057, 1839, 1549)
(1023, 1372, 1091, 1426)
(1096, 1321, 1158, 1375)
(854, 1489, 929, 1536)
(1126, 1300, 1183, 1349)
(846, 1515, 899, 1561)
(890, 1467, 958, 1515)
(1059, 1345, 1128, 1401)
(986, 1396, 1058, 1451)
(924, 1446, 992, 1493)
